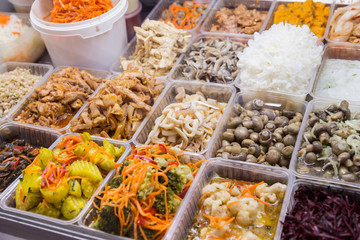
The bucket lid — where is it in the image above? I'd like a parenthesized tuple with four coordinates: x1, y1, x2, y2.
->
(30, 0, 128, 39)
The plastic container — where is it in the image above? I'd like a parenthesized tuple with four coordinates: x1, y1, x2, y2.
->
(310, 43, 360, 102)
(30, 0, 128, 70)
(67, 77, 168, 144)
(126, 0, 139, 13)
(0, 12, 45, 63)
(290, 98, 360, 188)
(133, 81, 236, 156)
(206, 90, 308, 168)
(326, 2, 360, 46)
(0, 62, 53, 124)
(146, 0, 215, 35)
(0, 133, 131, 226)
(8, 0, 34, 13)
(10, 66, 109, 134)
(167, 158, 294, 240)
(169, 34, 251, 85)
(235, 40, 324, 101)
(200, 0, 275, 37)
(78, 151, 206, 240)
(280, 179, 360, 239)
(263, 0, 334, 41)
(125, 2, 142, 41)
(0, 123, 60, 200)
(110, 34, 192, 77)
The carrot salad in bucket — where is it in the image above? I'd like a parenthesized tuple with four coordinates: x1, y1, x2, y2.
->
(49, 0, 114, 23)
(92, 144, 207, 239)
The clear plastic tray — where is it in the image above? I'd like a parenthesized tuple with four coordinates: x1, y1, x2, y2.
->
(310, 43, 360, 102)
(0, 133, 131, 226)
(0, 123, 60, 200)
(133, 81, 237, 156)
(290, 99, 360, 188)
(110, 34, 194, 76)
(169, 34, 251, 85)
(0, 62, 53, 124)
(200, 0, 275, 37)
(67, 77, 169, 145)
(146, 0, 216, 35)
(326, 2, 360, 46)
(206, 90, 308, 168)
(234, 40, 324, 101)
(280, 179, 360, 239)
(10, 66, 110, 134)
(166, 158, 294, 240)
(263, 0, 334, 41)
(77, 151, 206, 240)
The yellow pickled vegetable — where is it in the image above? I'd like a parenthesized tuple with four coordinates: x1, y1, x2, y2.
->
(15, 133, 125, 221)
(274, 0, 330, 37)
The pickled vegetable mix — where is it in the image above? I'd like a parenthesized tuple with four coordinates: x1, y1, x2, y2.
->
(92, 144, 204, 240)
(15, 133, 125, 220)
(187, 178, 287, 240)
(49, 0, 114, 23)
(160, 0, 209, 30)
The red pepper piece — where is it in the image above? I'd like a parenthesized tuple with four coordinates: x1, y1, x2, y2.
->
(134, 155, 158, 165)
(12, 146, 25, 151)
(159, 144, 167, 153)
(168, 161, 179, 166)
(10, 157, 21, 170)
(179, 186, 189, 199)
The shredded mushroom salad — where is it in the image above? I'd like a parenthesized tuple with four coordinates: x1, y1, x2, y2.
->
(145, 87, 227, 152)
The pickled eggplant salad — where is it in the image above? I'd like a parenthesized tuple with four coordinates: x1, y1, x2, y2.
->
(15, 133, 125, 220)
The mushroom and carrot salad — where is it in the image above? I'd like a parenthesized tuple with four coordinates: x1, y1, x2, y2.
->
(297, 100, 360, 182)
(0, 139, 39, 193)
(92, 144, 205, 240)
(15, 133, 125, 220)
(187, 178, 287, 240)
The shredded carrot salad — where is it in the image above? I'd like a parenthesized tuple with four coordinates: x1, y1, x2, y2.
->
(49, 0, 114, 23)
(161, 0, 209, 30)
(93, 144, 206, 240)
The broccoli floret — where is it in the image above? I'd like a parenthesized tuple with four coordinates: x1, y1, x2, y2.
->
(93, 205, 133, 235)
(107, 160, 131, 189)
(93, 205, 120, 235)
(165, 165, 193, 195)
(154, 188, 181, 214)
(108, 176, 122, 189)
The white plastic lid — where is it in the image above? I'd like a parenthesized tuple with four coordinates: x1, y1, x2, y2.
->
(30, 0, 128, 39)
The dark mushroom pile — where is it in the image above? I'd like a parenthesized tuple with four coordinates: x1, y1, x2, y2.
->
(217, 99, 303, 167)
(173, 38, 245, 84)
(297, 100, 360, 182)
(0, 139, 39, 193)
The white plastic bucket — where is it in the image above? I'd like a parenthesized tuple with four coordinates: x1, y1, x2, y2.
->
(30, 0, 128, 70)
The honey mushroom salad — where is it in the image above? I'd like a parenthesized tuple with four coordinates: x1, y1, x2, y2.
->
(187, 178, 287, 240)
(145, 87, 227, 153)
(217, 99, 303, 168)
(15, 133, 125, 220)
(297, 100, 360, 182)
(92, 144, 206, 240)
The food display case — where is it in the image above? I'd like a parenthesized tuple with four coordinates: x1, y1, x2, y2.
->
(2, 0, 360, 239)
